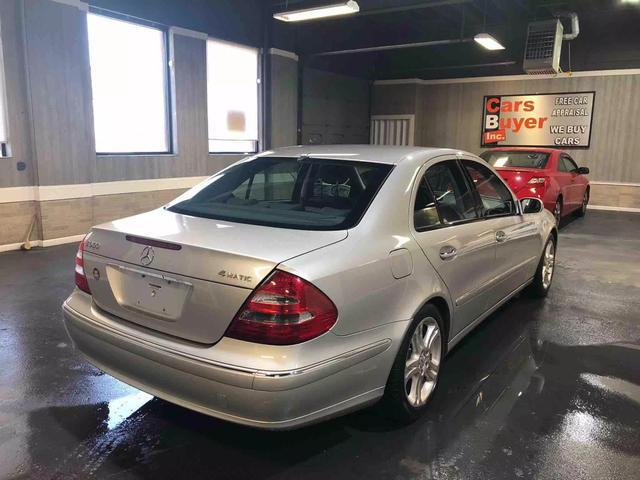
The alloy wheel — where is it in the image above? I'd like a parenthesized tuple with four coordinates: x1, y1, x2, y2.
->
(541, 240, 555, 289)
(582, 191, 589, 215)
(404, 317, 441, 407)
(553, 200, 562, 226)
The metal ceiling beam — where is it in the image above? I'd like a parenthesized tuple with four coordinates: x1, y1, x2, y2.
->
(312, 37, 473, 56)
(356, 0, 473, 17)
(391, 60, 517, 74)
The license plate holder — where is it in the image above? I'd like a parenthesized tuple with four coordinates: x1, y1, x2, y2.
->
(106, 265, 192, 321)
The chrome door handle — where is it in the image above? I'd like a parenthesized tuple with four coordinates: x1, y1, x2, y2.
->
(495, 231, 507, 242)
(439, 245, 457, 260)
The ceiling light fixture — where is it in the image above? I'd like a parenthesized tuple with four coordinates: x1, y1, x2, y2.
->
(474, 33, 505, 50)
(273, 1, 360, 22)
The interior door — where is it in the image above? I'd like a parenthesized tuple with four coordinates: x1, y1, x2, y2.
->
(461, 159, 542, 306)
(411, 159, 496, 337)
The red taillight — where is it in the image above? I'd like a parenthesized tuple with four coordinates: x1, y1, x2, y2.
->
(75, 239, 91, 294)
(225, 270, 338, 345)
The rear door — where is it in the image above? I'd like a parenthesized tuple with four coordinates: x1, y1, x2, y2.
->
(461, 158, 541, 306)
(411, 158, 496, 337)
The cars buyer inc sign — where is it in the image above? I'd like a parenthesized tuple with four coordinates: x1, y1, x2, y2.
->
(481, 92, 595, 148)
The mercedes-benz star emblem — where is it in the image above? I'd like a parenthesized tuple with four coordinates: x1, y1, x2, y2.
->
(140, 246, 155, 266)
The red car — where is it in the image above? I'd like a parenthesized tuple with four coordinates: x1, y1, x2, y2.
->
(480, 147, 590, 225)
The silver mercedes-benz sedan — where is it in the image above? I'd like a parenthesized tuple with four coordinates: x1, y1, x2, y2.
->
(62, 146, 557, 429)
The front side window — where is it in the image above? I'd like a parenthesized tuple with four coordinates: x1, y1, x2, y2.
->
(87, 12, 171, 154)
(424, 161, 479, 224)
(480, 150, 549, 169)
(462, 160, 515, 217)
(207, 39, 259, 154)
(561, 155, 578, 173)
(168, 157, 392, 230)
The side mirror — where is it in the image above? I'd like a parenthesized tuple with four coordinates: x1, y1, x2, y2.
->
(577, 166, 589, 175)
(520, 197, 544, 214)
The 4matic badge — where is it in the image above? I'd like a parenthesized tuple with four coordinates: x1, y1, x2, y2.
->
(218, 270, 252, 283)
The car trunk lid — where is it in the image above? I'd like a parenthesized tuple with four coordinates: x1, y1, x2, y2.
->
(82, 208, 347, 344)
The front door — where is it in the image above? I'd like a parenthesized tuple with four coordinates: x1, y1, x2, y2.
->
(461, 159, 542, 306)
(411, 159, 496, 337)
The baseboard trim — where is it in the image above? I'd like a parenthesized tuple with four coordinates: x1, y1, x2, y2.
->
(588, 205, 640, 213)
(0, 234, 85, 253)
(0, 176, 208, 204)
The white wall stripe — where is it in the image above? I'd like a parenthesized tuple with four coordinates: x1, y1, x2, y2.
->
(588, 205, 640, 213)
(373, 68, 640, 86)
(590, 181, 640, 187)
(0, 176, 209, 204)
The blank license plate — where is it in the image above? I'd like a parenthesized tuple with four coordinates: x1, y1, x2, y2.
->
(106, 265, 192, 320)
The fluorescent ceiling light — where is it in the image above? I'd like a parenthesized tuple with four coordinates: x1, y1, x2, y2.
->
(474, 33, 505, 50)
(274, 1, 360, 22)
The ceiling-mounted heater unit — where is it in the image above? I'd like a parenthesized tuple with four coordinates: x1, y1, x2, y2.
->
(523, 19, 563, 74)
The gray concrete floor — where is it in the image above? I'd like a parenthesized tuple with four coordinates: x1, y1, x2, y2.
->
(1, 210, 639, 480)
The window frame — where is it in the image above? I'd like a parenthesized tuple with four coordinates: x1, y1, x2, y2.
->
(88, 8, 174, 156)
(0, 20, 9, 158)
(411, 156, 520, 234)
(206, 37, 261, 155)
(460, 159, 518, 220)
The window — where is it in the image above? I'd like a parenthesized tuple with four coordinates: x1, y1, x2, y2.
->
(462, 160, 515, 217)
(560, 155, 578, 173)
(0, 29, 8, 157)
(167, 157, 392, 230)
(413, 177, 440, 230)
(370, 115, 415, 146)
(480, 151, 549, 169)
(424, 161, 479, 225)
(87, 12, 171, 154)
(207, 39, 259, 153)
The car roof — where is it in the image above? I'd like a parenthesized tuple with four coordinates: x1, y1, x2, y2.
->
(259, 145, 470, 165)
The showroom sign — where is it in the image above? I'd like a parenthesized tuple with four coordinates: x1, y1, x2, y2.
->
(481, 92, 595, 148)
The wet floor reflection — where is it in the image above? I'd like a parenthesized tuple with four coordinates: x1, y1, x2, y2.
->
(15, 301, 640, 480)
(3, 211, 640, 479)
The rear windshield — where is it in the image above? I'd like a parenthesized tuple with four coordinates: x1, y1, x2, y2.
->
(167, 157, 393, 230)
(480, 151, 549, 169)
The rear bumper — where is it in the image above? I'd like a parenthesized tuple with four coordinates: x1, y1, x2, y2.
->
(62, 290, 406, 429)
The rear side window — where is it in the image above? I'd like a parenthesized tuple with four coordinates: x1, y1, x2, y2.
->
(462, 161, 516, 217)
(422, 161, 479, 225)
(414, 176, 441, 230)
(167, 157, 393, 230)
(481, 151, 549, 169)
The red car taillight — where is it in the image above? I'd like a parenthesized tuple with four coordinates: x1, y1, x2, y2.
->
(75, 239, 91, 294)
(225, 270, 338, 345)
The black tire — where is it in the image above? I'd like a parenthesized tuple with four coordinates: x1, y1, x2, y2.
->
(527, 235, 557, 298)
(553, 198, 562, 227)
(382, 304, 444, 423)
(575, 188, 589, 217)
